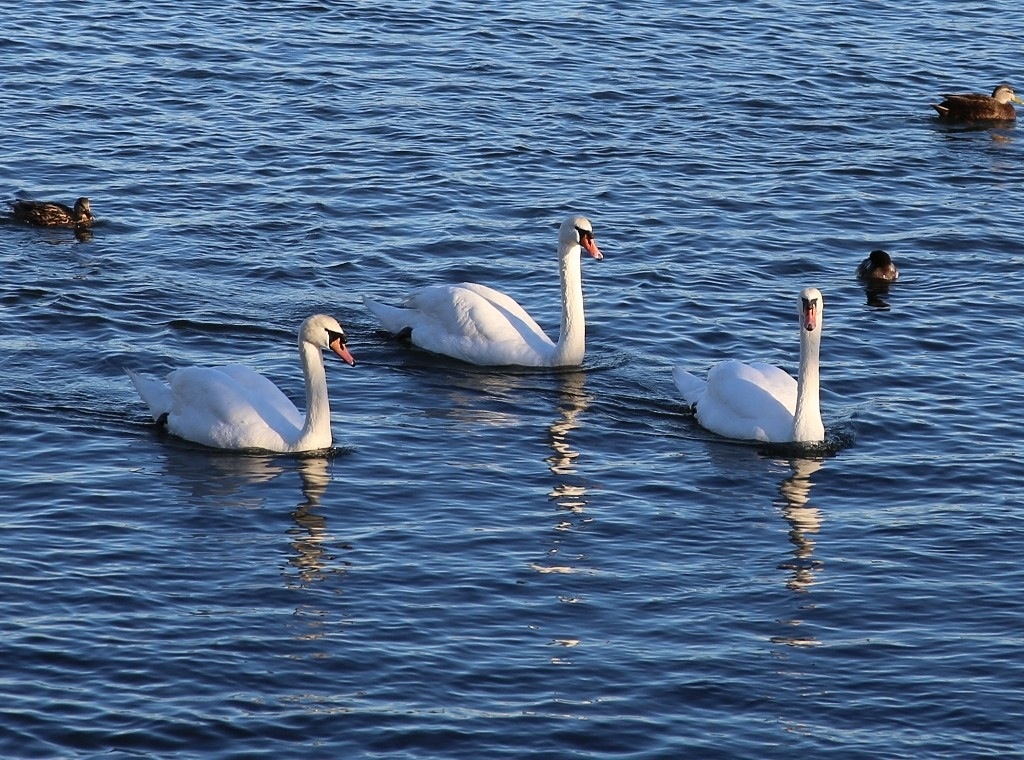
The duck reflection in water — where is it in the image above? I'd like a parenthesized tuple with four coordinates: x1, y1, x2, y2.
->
(771, 457, 826, 648)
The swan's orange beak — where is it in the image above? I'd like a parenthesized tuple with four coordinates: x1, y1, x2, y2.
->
(581, 235, 604, 261)
(330, 338, 356, 366)
(802, 300, 818, 332)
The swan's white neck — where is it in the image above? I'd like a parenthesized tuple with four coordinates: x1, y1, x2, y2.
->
(551, 240, 586, 366)
(792, 325, 824, 443)
(294, 338, 333, 451)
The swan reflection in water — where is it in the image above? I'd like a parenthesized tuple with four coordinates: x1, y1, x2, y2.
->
(415, 365, 527, 429)
(157, 442, 288, 507)
(287, 454, 351, 590)
(156, 442, 350, 590)
(771, 456, 826, 648)
(543, 370, 592, 522)
(530, 370, 593, 607)
(526, 371, 594, 663)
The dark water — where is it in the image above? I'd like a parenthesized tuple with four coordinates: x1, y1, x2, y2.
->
(3, 1, 1024, 757)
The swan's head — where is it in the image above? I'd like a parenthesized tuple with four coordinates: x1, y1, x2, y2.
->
(300, 314, 356, 366)
(799, 287, 823, 333)
(72, 197, 94, 225)
(560, 215, 604, 260)
(992, 84, 1024, 105)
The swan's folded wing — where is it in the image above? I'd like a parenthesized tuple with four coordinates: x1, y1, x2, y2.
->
(700, 360, 797, 441)
(165, 366, 301, 448)
(404, 284, 549, 344)
(453, 283, 549, 339)
(738, 361, 798, 416)
(214, 365, 304, 429)
(365, 283, 558, 365)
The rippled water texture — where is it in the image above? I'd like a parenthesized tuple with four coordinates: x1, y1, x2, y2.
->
(2, 1, 1024, 757)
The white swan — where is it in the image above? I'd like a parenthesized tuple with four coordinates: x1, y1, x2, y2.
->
(672, 287, 825, 444)
(126, 314, 356, 453)
(362, 215, 604, 367)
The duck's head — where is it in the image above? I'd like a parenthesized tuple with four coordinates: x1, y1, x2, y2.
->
(73, 197, 94, 225)
(866, 249, 900, 281)
(992, 84, 1023, 105)
(561, 215, 604, 260)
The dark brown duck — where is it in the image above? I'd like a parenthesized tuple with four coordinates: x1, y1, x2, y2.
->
(10, 197, 94, 227)
(932, 84, 1023, 122)
(857, 249, 900, 282)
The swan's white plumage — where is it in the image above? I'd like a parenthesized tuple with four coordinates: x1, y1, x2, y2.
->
(673, 288, 825, 444)
(363, 215, 603, 367)
(673, 360, 798, 442)
(127, 314, 355, 453)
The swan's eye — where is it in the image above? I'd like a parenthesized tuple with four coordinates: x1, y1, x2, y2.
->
(327, 329, 346, 344)
(574, 226, 593, 242)
(802, 297, 819, 312)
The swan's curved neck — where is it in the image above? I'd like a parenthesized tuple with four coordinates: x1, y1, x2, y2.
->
(295, 339, 332, 450)
(552, 241, 586, 366)
(792, 327, 824, 443)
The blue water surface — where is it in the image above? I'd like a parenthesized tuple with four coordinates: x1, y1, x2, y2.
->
(2, 1, 1023, 757)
